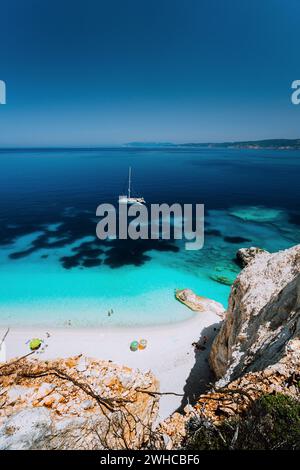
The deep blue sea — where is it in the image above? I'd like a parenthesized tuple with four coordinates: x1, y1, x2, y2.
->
(0, 147, 299, 327)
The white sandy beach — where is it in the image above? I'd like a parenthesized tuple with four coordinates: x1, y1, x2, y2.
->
(2, 312, 222, 421)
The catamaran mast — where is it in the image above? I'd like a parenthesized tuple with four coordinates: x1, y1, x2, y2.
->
(128, 166, 131, 199)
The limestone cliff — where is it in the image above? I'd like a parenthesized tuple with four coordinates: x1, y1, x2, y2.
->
(210, 244, 300, 385)
(0, 355, 159, 450)
(160, 245, 300, 449)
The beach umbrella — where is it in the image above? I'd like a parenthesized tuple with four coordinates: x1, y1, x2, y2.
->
(130, 341, 139, 352)
(29, 338, 42, 351)
(138, 339, 147, 350)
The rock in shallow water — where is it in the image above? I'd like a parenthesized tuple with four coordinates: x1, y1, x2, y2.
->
(236, 246, 268, 267)
(209, 274, 233, 286)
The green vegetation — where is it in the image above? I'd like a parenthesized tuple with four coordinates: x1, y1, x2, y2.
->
(184, 394, 300, 450)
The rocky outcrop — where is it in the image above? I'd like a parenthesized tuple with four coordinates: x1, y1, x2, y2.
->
(236, 246, 268, 267)
(159, 359, 300, 447)
(194, 360, 300, 423)
(0, 355, 159, 450)
(175, 289, 225, 317)
(160, 244, 300, 449)
(210, 244, 300, 385)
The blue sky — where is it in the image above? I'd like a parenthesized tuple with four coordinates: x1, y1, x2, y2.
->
(0, 0, 299, 146)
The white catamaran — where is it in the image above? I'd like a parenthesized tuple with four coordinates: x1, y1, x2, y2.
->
(119, 167, 145, 205)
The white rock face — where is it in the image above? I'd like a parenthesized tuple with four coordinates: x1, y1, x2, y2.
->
(210, 244, 300, 385)
(236, 246, 267, 267)
(0, 408, 52, 450)
(0, 356, 159, 450)
(175, 288, 225, 317)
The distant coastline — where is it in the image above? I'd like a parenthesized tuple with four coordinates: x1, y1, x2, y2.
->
(125, 138, 300, 150)
(1, 138, 300, 151)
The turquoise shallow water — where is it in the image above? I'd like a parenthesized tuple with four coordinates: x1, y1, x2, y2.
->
(0, 230, 228, 327)
(0, 148, 299, 327)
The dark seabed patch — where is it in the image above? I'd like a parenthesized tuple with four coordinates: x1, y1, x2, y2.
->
(205, 229, 222, 237)
(103, 239, 179, 269)
(6, 210, 180, 269)
(81, 258, 103, 268)
(224, 236, 252, 244)
(288, 211, 300, 227)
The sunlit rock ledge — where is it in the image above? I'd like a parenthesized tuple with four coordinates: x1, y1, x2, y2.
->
(0, 355, 159, 450)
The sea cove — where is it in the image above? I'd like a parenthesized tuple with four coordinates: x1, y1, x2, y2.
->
(0, 147, 299, 328)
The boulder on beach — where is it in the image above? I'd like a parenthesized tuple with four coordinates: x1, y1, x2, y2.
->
(175, 288, 225, 317)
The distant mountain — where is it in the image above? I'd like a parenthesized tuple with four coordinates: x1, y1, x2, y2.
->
(125, 139, 300, 150)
